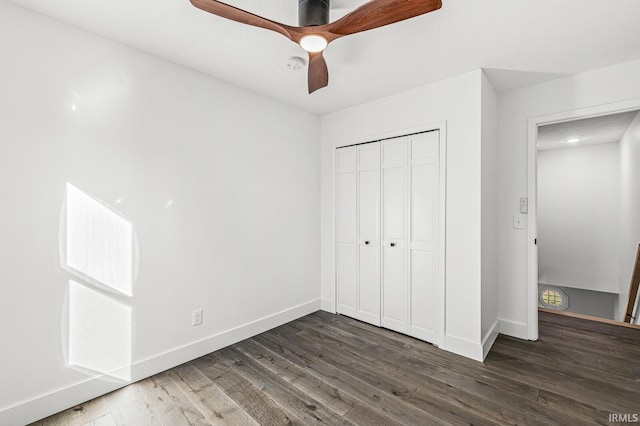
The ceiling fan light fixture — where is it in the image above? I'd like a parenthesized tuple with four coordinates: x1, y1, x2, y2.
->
(189, 0, 443, 92)
(300, 34, 328, 53)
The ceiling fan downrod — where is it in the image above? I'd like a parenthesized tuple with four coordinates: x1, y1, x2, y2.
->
(299, 0, 330, 26)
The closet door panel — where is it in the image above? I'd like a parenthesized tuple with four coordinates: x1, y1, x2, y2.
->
(336, 148, 357, 317)
(336, 244, 357, 316)
(358, 169, 379, 241)
(411, 250, 435, 336)
(357, 143, 380, 326)
(383, 167, 405, 240)
(358, 246, 380, 324)
(382, 246, 406, 331)
(409, 132, 439, 342)
(337, 173, 356, 239)
(411, 163, 437, 251)
(381, 138, 408, 333)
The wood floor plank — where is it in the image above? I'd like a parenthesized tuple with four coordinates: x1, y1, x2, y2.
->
(168, 363, 259, 425)
(91, 413, 118, 426)
(66, 398, 112, 426)
(31, 310, 640, 426)
(214, 346, 353, 425)
(342, 402, 402, 426)
(538, 311, 640, 340)
(537, 320, 640, 360)
(303, 314, 616, 425)
(106, 371, 209, 425)
(493, 336, 640, 391)
(500, 333, 637, 380)
(536, 389, 610, 425)
(235, 338, 359, 416)
(293, 316, 589, 425)
(276, 324, 480, 425)
(483, 350, 638, 414)
(35, 410, 67, 426)
(192, 354, 303, 425)
(288, 322, 566, 426)
(255, 326, 450, 425)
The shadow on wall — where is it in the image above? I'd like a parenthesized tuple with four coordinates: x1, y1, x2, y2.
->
(59, 183, 138, 382)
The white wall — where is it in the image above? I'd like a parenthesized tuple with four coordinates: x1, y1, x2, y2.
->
(619, 111, 640, 320)
(0, 3, 320, 425)
(321, 70, 485, 360)
(498, 59, 640, 338)
(539, 285, 617, 320)
(480, 72, 499, 353)
(538, 142, 620, 294)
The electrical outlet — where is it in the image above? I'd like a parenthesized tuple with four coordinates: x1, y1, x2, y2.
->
(513, 215, 525, 229)
(192, 309, 203, 326)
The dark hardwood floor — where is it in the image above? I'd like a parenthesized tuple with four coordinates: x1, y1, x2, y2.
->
(33, 310, 640, 425)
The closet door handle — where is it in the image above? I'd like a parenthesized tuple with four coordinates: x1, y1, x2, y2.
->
(365, 241, 370, 245)
(390, 243, 395, 247)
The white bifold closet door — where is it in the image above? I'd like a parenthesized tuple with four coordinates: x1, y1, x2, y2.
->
(336, 131, 440, 343)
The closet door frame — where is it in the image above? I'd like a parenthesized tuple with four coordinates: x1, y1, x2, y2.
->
(332, 122, 447, 348)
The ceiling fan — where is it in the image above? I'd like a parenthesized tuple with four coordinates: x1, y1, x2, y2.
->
(189, 0, 442, 93)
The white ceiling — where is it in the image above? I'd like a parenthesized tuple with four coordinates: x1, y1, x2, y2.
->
(538, 110, 639, 151)
(6, 0, 640, 114)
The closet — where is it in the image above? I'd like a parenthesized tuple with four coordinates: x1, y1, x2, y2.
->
(335, 130, 441, 344)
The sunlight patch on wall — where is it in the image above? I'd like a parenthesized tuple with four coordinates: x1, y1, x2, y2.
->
(65, 183, 133, 296)
(68, 281, 132, 381)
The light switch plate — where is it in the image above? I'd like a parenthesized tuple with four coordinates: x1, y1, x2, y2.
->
(192, 309, 203, 326)
(513, 215, 525, 229)
(520, 197, 528, 214)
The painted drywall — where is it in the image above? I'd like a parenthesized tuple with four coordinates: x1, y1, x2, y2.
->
(480, 72, 500, 348)
(618, 111, 640, 320)
(498, 59, 640, 338)
(538, 142, 620, 294)
(0, 3, 320, 424)
(320, 70, 485, 359)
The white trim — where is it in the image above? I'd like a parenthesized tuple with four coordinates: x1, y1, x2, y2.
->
(499, 318, 529, 340)
(0, 299, 321, 426)
(443, 334, 483, 362)
(527, 98, 640, 342)
(437, 125, 448, 348)
(526, 116, 539, 341)
(331, 121, 447, 348)
(321, 298, 336, 312)
(332, 121, 446, 149)
(481, 319, 500, 360)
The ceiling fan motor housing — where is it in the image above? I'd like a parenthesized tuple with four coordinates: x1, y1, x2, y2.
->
(299, 0, 330, 26)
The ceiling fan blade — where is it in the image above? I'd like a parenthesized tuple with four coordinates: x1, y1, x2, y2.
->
(308, 52, 329, 94)
(325, 0, 442, 37)
(190, 0, 298, 41)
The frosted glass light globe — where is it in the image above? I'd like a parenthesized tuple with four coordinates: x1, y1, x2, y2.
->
(300, 35, 328, 53)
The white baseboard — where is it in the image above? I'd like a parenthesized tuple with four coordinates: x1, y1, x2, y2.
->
(499, 318, 529, 340)
(320, 298, 335, 312)
(443, 334, 483, 362)
(481, 319, 500, 360)
(0, 299, 321, 426)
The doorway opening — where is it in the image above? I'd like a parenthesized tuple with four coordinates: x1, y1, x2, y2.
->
(528, 102, 640, 335)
